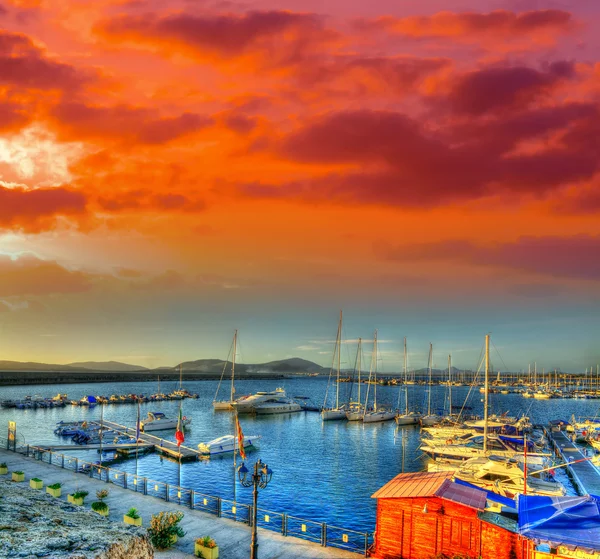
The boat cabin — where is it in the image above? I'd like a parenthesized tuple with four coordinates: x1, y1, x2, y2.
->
(370, 471, 526, 559)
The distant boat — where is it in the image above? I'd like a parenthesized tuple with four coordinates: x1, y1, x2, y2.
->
(346, 339, 366, 421)
(141, 411, 192, 432)
(198, 434, 261, 455)
(420, 343, 442, 427)
(395, 337, 422, 426)
(213, 330, 238, 411)
(363, 330, 395, 423)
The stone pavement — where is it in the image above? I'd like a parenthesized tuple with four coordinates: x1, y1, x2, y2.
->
(0, 449, 364, 558)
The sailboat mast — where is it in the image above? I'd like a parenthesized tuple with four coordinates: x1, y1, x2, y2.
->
(404, 337, 408, 414)
(373, 330, 378, 412)
(231, 330, 237, 402)
(484, 334, 490, 453)
(179, 363, 183, 391)
(335, 310, 342, 409)
(448, 354, 452, 417)
(357, 338, 362, 405)
(427, 343, 433, 416)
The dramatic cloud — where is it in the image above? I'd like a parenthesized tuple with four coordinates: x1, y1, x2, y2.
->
(361, 9, 573, 41)
(0, 30, 93, 91)
(96, 10, 333, 66)
(51, 102, 213, 144)
(379, 236, 600, 281)
(445, 62, 576, 115)
(0, 185, 86, 231)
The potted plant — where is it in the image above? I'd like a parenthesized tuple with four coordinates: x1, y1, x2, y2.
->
(68, 490, 89, 506)
(29, 477, 43, 490)
(91, 489, 110, 517)
(0, 462, 7, 475)
(124, 507, 142, 526)
(148, 511, 185, 550)
(195, 536, 219, 559)
(47, 482, 61, 497)
(11, 471, 24, 482)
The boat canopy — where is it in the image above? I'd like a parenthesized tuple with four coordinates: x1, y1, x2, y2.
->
(149, 412, 166, 418)
(518, 494, 600, 548)
(454, 478, 516, 508)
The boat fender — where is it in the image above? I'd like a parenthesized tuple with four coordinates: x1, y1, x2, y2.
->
(183, 416, 187, 420)
(446, 439, 453, 445)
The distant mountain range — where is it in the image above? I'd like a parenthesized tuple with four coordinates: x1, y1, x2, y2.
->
(0, 357, 327, 374)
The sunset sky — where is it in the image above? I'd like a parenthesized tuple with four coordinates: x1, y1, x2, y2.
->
(0, 0, 599, 372)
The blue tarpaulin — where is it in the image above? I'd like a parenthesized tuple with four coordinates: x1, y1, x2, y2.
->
(518, 494, 600, 549)
(86, 395, 97, 403)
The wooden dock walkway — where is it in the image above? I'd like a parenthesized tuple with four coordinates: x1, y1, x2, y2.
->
(37, 443, 154, 452)
(548, 429, 600, 495)
(91, 420, 202, 462)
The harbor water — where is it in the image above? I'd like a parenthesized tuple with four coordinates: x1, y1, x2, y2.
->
(1, 377, 599, 532)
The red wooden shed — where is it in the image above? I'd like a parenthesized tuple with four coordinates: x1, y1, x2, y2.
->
(369, 471, 527, 559)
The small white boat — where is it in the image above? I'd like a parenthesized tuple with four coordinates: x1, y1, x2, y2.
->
(420, 414, 443, 427)
(363, 409, 396, 423)
(322, 408, 347, 420)
(198, 434, 261, 455)
(255, 399, 302, 415)
(141, 411, 192, 432)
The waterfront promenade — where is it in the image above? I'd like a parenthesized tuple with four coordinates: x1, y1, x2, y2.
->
(0, 449, 362, 558)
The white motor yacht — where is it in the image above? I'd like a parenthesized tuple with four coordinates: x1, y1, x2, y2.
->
(198, 434, 261, 455)
(254, 398, 302, 415)
(232, 388, 287, 414)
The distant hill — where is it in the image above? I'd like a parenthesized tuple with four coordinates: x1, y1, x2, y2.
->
(68, 361, 149, 372)
(0, 360, 80, 372)
(173, 357, 326, 375)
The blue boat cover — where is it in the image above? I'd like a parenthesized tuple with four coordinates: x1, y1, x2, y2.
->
(86, 395, 97, 403)
(518, 494, 600, 548)
(454, 478, 516, 508)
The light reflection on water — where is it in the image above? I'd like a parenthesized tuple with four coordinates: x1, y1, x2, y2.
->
(1, 377, 599, 532)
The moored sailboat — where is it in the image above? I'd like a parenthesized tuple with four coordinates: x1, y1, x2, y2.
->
(322, 311, 347, 421)
(396, 337, 421, 426)
(363, 330, 395, 423)
(213, 330, 238, 411)
(346, 338, 365, 421)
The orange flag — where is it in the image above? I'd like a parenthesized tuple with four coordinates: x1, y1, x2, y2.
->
(235, 414, 246, 460)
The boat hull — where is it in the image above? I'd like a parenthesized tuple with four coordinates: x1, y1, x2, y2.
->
(396, 413, 421, 426)
(255, 403, 302, 415)
(322, 409, 347, 421)
(363, 411, 395, 423)
(198, 435, 260, 455)
(212, 401, 234, 411)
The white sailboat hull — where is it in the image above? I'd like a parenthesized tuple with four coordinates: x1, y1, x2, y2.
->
(346, 410, 364, 421)
(212, 400, 234, 410)
(420, 414, 442, 427)
(255, 401, 302, 415)
(396, 413, 421, 426)
(322, 409, 347, 420)
(142, 418, 192, 432)
(363, 411, 396, 423)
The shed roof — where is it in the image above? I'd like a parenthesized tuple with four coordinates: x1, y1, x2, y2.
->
(371, 471, 453, 499)
(436, 479, 487, 511)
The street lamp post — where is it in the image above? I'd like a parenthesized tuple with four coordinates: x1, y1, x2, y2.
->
(237, 459, 273, 559)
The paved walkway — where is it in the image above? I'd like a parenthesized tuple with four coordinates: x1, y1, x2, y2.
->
(0, 449, 363, 558)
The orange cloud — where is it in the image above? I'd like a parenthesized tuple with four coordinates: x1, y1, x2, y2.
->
(0, 185, 86, 232)
(362, 9, 574, 41)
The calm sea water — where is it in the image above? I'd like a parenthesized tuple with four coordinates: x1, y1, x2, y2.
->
(1, 378, 599, 532)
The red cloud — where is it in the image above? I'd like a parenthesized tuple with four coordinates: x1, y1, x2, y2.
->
(95, 10, 334, 66)
(362, 9, 573, 39)
(51, 102, 213, 144)
(0, 30, 93, 91)
(0, 99, 29, 130)
(445, 62, 576, 114)
(240, 103, 597, 207)
(378, 236, 600, 281)
(0, 185, 86, 231)
(97, 190, 206, 213)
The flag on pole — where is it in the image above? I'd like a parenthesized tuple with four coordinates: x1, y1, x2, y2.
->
(235, 413, 246, 460)
(136, 401, 141, 441)
(175, 405, 185, 447)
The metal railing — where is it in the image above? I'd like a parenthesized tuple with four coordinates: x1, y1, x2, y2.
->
(2, 439, 372, 555)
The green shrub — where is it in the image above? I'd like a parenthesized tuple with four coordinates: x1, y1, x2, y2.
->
(31, 478, 42, 482)
(196, 536, 217, 548)
(0, 462, 7, 468)
(71, 490, 89, 500)
(13, 471, 23, 475)
(126, 507, 140, 519)
(91, 501, 109, 512)
(47, 483, 61, 490)
(148, 511, 185, 550)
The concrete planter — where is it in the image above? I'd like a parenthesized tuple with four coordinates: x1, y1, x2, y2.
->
(11, 472, 24, 482)
(68, 495, 84, 506)
(29, 479, 43, 490)
(93, 507, 109, 517)
(194, 543, 219, 559)
(46, 486, 61, 498)
(124, 515, 142, 526)
(0, 466, 7, 475)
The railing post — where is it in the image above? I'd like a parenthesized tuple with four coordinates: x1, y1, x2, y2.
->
(75, 458, 78, 473)
(123, 473, 127, 490)
(62, 455, 65, 469)
(106, 467, 110, 483)
(282, 513, 287, 536)
(190, 490, 194, 509)
(49, 451, 52, 465)
(165, 484, 170, 502)
(322, 523, 327, 547)
(364, 533, 369, 557)
(217, 497, 221, 517)
(26, 444, 29, 456)
(143, 477, 147, 495)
